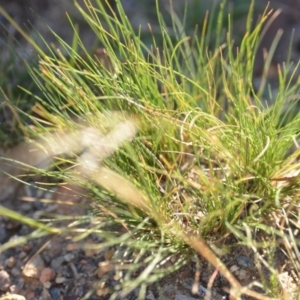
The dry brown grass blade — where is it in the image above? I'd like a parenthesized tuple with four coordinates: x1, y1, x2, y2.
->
(86, 166, 152, 214)
(182, 234, 277, 300)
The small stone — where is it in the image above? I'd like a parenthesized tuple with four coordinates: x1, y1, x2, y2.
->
(41, 288, 52, 300)
(20, 203, 32, 212)
(49, 286, 64, 299)
(23, 255, 45, 278)
(50, 256, 65, 271)
(25, 292, 35, 300)
(45, 204, 58, 213)
(43, 281, 51, 289)
(174, 294, 198, 300)
(10, 268, 20, 277)
(8, 285, 17, 293)
(0, 224, 10, 244)
(6, 221, 20, 231)
(0, 270, 10, 292)
(55, 277, 66, 284)
(43, 255, 52, 266)
(79, 259, 88, 264)
(229, 265, 239, 273)
(0, 254, 6, 269)
(146, 291, 156, 300)
(64, 253, 75, 262)
(22, 243, 33, 253)
(236, 256, 253, 269)
(237, 269, 248, 281)
(18, 225, 31, 236)
(18, 252, 27, 260)
(5, 257, 16, 269)
(66, 243, 78, 251)
(0, 293, 26, 300)
(61, 294, 79, 300)
(39, 268, 55, 284)
(83, 263, 97, 277)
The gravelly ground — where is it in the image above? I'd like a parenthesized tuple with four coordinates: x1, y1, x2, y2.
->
(1, 1, 300, 299)
(0, 181, 296, 299)
(0, 183, 232, 300)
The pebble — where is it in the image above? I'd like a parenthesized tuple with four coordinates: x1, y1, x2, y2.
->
(237, 269, 248, 281)
(5, 221, 20, 231)
(0, 224, 10, 244)
(43, 281, 52, 289)
(18, 252, 27, 260)
(23, 255, 45, 278)
(22, 243, 33, 253)
(64, 253, 75, 262)
(41, 288, 52, 300)
(174, 294, 198, 300)
(0, 270, 11, 292)
(18, 226, 31, 237)
(10, 268, 20, 277)
(25, 292, 35, 300)
(146, 291, 156, 300)
(236, 256, 253, 269)
(79, 259, 88, 264)
(55, 277, 67, 284)
(8, 285, 17, 293)
(63, 295, 82, 300)
(5, 257, 16, 269)
(0, 254, 6, 269)
(229, 265, 239, 273)
(50, 256, 65, 271)
(39, 268, 56, 284)
(20, 203, 33, 212)
(0, 293, 26, 300)
(49, 286, 64, 300)
(43, 254, 52, 266)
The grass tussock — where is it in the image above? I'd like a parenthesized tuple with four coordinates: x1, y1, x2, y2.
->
(1, 0, 300, 299)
